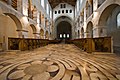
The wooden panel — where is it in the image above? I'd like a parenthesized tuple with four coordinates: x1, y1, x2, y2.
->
(66, 37, 111, 53)
(8, 38, 20, 50)
(93, 37, 111, 52)
(8, 38, 49, 51)
(72, 38, 92, 53)
(49, 40, 61, 44)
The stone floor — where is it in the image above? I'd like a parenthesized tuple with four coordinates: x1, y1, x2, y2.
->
(0, 44, 120, 80)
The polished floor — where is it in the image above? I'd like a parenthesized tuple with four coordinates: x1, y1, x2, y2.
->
(0, 44, 120, 80)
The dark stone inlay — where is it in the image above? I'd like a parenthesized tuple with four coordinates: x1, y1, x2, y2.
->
(24, 64, 48, 75)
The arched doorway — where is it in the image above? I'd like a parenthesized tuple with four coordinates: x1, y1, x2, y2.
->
(86, 21, 93, 38)
(57, 21, 72, 40)
(54, 16, 74, 40)
(98, 4, 120, 54)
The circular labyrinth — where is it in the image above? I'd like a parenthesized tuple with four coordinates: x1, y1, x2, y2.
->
(0, 44, 120, 80)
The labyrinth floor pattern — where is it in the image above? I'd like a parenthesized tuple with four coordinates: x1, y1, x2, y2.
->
(0, 44, 120, 80)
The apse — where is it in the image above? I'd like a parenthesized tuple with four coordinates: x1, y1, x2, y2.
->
(57, 21, 72, 40)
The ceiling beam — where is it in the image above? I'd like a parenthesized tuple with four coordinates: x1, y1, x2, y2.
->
(48, 0, 77, 8)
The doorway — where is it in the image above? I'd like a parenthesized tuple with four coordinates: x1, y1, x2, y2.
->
(57, 21, 72, 40)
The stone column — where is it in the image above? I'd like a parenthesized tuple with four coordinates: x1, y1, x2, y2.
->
(2, 36, 7, 51)
(33, 9, 38, 22)
(80, 33, 82, 38)
(17, 30, 23, 38)
(17, 30, 29, 38)
(17, 0, 22, 13)
(84, 7, 87, 22)
(33, 33, 40, 39)
(99, 26, 107, 37)
(87, 6, 90, 18)
(45, 18, 47, 28)
(93, 26, 107, 38)
(80, 33, 84, 38)
(84, 32, 89, 38)
(93, 0, 98, 11)
(43, 30, 46, 39)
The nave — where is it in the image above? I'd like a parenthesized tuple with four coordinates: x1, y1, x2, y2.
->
(0, 44, 120, 80)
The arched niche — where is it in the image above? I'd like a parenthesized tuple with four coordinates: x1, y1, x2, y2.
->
(4, 13, 22, 30)
(0, 13, 23, 38)
(40, 29, 44, 39)
(98, 4, 120, 54)
(28, 24, 37, 38)
(86, 21, 93, 38)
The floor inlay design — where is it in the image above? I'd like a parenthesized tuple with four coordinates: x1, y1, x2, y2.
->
(0, 44, 120, 80)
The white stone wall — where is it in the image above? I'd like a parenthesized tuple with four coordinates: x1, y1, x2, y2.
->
(53, 3, 74, 21)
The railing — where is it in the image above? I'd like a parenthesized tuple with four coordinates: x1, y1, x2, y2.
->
(66, 37, 111, 53)
(8, 38, 49, 51)
(8, 37, 112, 53)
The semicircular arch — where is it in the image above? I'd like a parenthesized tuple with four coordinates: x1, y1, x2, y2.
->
(4, 13, 22, 30)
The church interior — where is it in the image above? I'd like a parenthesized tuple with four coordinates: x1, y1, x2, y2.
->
(0, 0, 120, 80)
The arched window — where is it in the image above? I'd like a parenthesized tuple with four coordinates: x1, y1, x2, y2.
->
(58, 10, 61, 14)
(46, 4, 49, 14)
(70, 10, 72, 13)
(66, 10, 68, 13)
(67, 34, 70, 38)
(41, 0, 44, 8)
(55, 11, 57, 14)
(117, 13, 120, 29)
(63, 34, 66, 38)
(60, 34, 62, 38)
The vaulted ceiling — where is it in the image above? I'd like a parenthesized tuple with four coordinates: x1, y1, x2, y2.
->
(48, 0, 77, 8)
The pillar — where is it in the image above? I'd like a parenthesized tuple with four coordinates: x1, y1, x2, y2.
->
(84, 32, 89, 38)
(17, 0, 22, 13)
(33, 33, 40, 39)
(84, 7, 87, 22)
(17, 30, 23, 38)
(80, 33, 84, 38)
(2, 36, 7, 51)
(93, 26, 107, 38)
